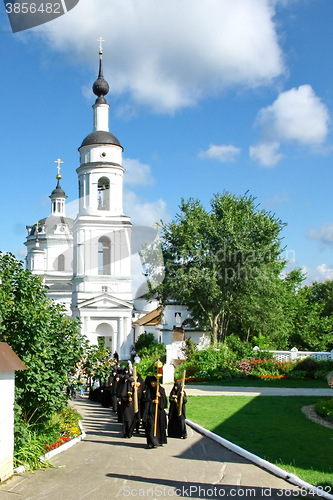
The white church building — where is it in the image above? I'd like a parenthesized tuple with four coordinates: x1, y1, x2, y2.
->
(25, 47, 209, 360)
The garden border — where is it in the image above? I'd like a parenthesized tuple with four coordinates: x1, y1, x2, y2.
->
(13, 421, 86, 475)
(185, 417, 333, 500)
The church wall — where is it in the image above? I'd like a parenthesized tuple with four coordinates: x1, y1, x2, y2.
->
(79, 145, 122, 167)
(162, 304, 190, 330)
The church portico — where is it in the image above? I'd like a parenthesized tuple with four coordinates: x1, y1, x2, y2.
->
(71, 292, 133, 359)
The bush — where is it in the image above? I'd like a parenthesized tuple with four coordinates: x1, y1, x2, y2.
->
(134, 357, 157, 379)
(225, 335, 253, 359)
(314, 398, 333, 423)
(14, 406, 82, 470)
(174, 345, 238, 381)
(135, 332, 155, 352)
(290, 358, 333, 380)
(133, 332, 166, 379)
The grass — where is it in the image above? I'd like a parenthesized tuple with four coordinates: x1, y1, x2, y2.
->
(186, 395, 333, 488)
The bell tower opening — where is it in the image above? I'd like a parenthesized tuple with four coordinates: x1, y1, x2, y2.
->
(98, 176, 110, 211)
(98, 236, 111, 275)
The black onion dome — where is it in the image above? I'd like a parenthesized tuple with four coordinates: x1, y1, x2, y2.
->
(80, 130, 123, 149)
(50, 180, 67, 199)
(92, 57, 109, 101)
(93, 78, 109, 99)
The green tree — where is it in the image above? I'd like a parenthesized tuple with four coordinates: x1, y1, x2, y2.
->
(82, 342, 113, 386)
(145, 192, 286, 344)
(228, 268, 305, 348)
(290, 281, 333, 351)
(0, 253, 86, 424)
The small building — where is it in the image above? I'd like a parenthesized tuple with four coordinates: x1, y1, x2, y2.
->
(0, 343, 27, 482)
(133, 300, 210, 362)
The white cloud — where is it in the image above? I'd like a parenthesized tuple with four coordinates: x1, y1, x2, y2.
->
(199, 144, 240, 162)
(249, 141, 283, 167)
(124, 190, 170, 227)
(264, 191, 290, 207)
(303, 264, 333, 284)
(35, 0, 284, 113)
(123, 158, 155, 186)
(250, 85, 330, 166)
(256, 85, 329, 145)
(308, 223, 333, 245)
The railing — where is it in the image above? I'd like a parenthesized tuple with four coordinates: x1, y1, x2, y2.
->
(253, 346, 333, 362)
(166, 344, 333, 365)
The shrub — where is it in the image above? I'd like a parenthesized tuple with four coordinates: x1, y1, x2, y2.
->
(314, 398, 333, 423)
(290, 358, 333, 380)
(135, 332, 155, 352)
(226, 335, 253, 359)
(174, 345, 237, 381)
(139, 343, 166, 360)
(14, 406, 82, 470)
(134, 357, 157, 379)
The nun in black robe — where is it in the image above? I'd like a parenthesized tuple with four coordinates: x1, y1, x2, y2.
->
(133, 372, 144, 434)
(168, 381, 187, 439)
(110, 368, 120, 412)
(116, 370, 125, 423)
(119, 374, 136, 438)
(141, 375, 167, 448)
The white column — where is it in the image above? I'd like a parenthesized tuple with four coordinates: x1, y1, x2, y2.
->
(93, 103, 109, 132)
(118, 317, 123, 358)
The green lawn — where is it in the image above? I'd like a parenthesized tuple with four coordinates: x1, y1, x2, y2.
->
(187, 378, 329, 388)
(186, 395, 333, 488)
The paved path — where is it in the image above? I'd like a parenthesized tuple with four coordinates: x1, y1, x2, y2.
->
(0, 387, 327, 500)
(181, 385, 333, 397)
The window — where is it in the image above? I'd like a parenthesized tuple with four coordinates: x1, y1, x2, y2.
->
(57, 254, 65, 272)
(98, 176, 110, 210)
(98, 236, 111, 275)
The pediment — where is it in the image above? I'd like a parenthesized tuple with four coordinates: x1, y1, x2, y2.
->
(77, 293, 133, 310)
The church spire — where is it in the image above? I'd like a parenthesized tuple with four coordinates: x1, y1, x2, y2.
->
(50, 159, 67, 216)
(91, 39, 110, 133)
(92, 37, 110, 104)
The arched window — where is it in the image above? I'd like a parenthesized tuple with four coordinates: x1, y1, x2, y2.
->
(98, 236, 111, 275)
(57, 254, 65, 272)
(98, 177, 110, 211)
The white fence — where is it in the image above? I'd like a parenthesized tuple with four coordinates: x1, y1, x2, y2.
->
(253, 346, 333, 363)
(167, 344, 333, 365)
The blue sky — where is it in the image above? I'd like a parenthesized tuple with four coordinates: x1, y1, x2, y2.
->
(0, 0, 332, 283)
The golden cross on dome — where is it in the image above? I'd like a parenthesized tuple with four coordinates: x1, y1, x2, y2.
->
(55, 158, 63, 179)
(154, 221, 160, 236)
(97, 37, 105, 54)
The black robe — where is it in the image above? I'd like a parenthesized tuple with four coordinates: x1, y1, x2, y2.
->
(119, 375, 136, 438)
(142, 375, 167, 448)
(168, 381, 187, 439)
(110, 371, 120, 412)
(116, 372, 124, 423)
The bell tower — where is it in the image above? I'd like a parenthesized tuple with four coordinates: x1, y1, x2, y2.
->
(72, 41, 133, 358)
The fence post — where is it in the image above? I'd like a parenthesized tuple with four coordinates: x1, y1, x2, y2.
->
(290, 347, 298, 360)
(330, 349, 333, 361)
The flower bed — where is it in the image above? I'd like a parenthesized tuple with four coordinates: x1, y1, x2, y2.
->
(44, 433, 71, 452)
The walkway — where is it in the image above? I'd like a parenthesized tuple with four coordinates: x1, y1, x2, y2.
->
(0, 387, 327, 500)
(182, 384, 333, 396)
